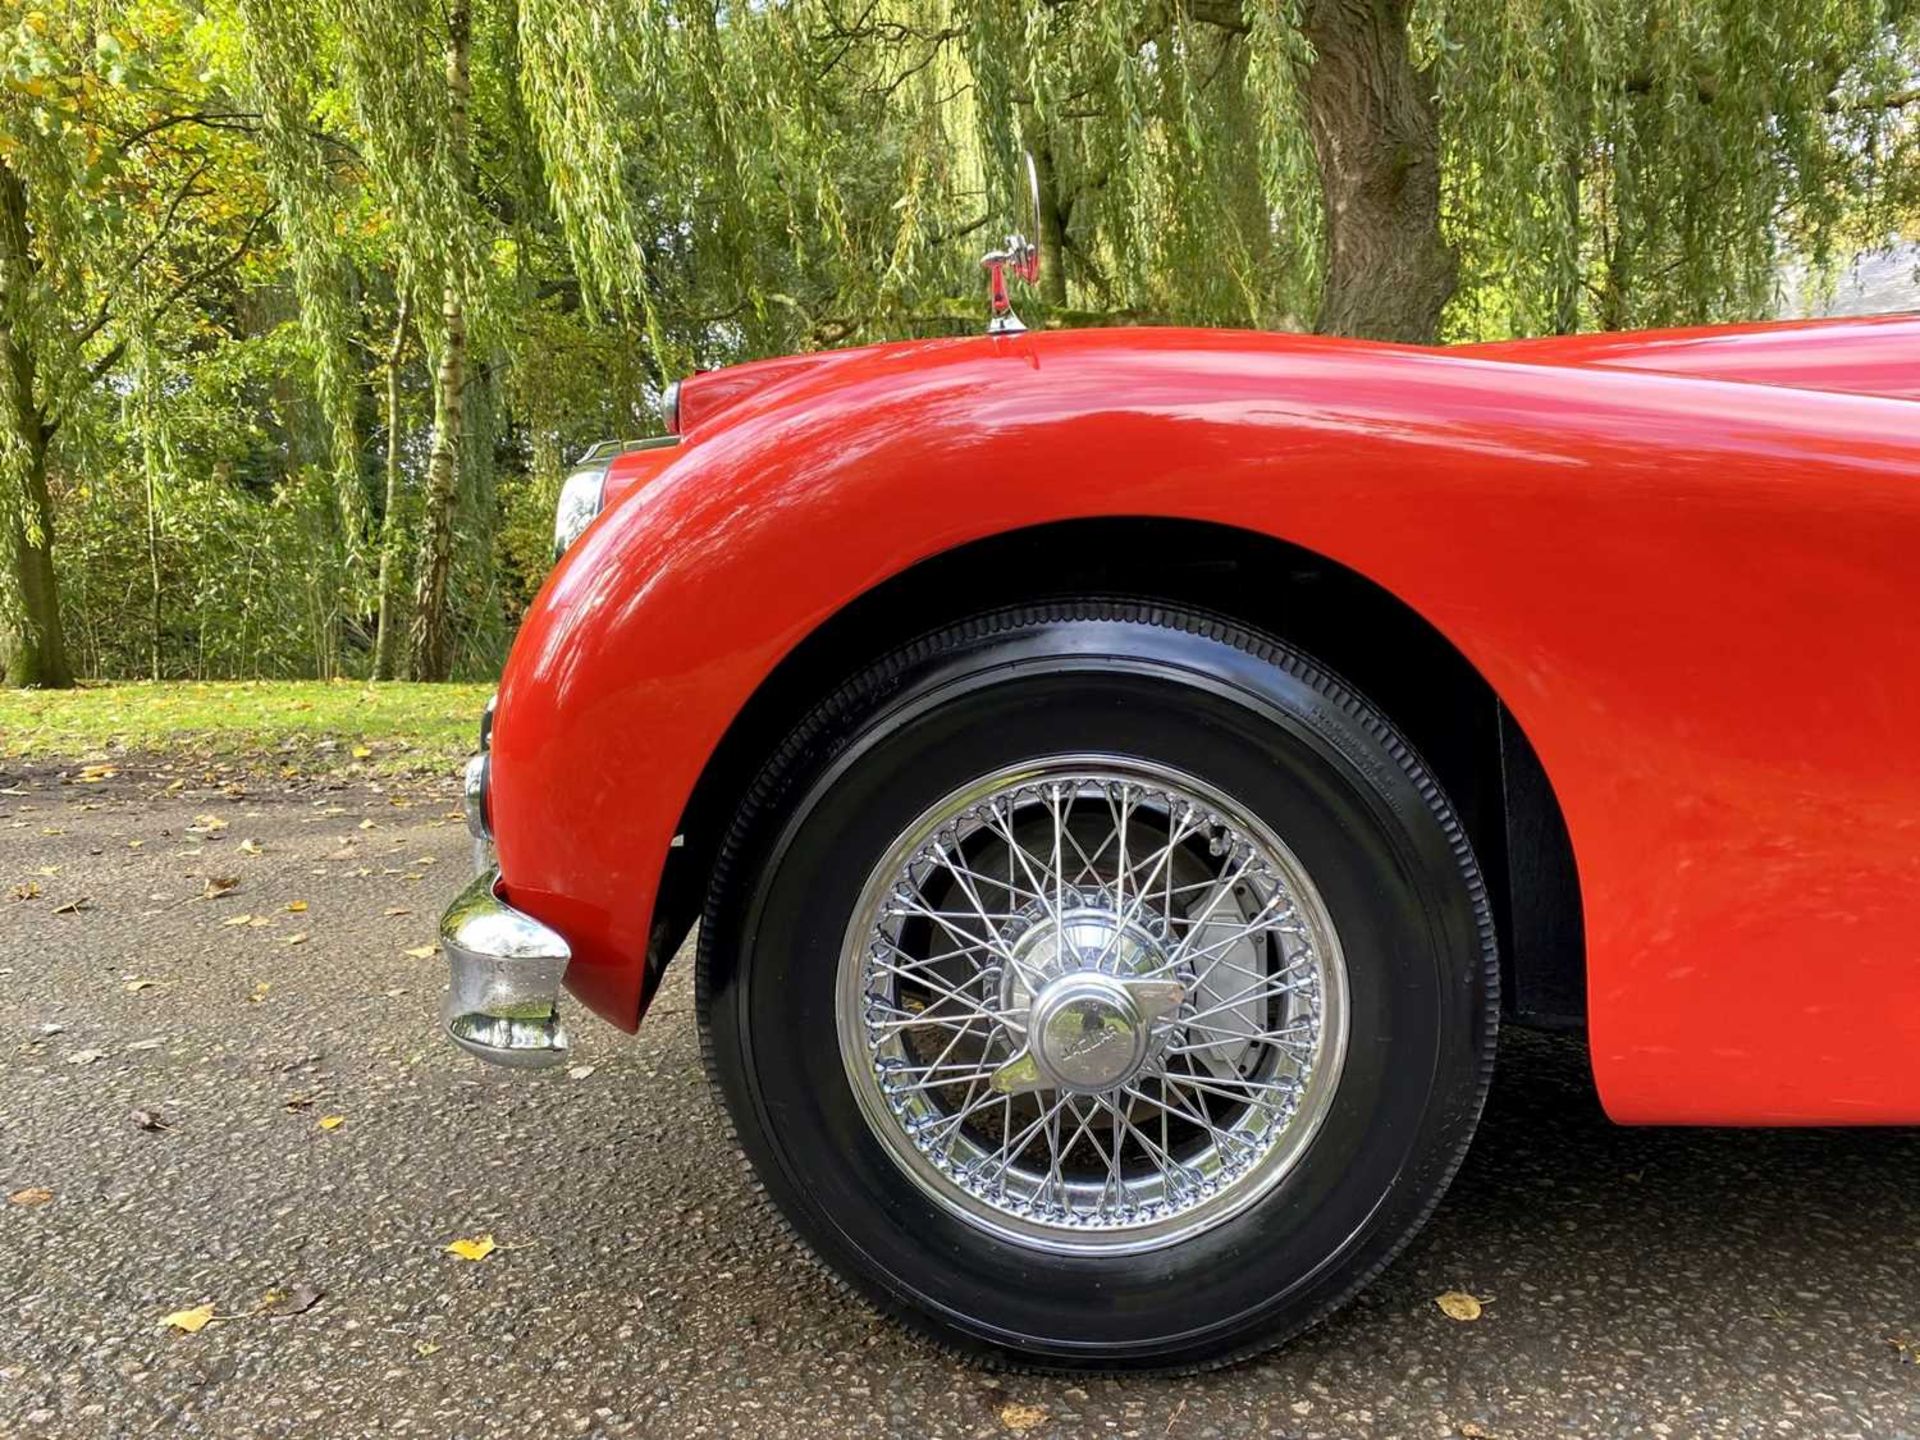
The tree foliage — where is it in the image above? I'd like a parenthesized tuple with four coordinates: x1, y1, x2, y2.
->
(0, 0, 1913, 685)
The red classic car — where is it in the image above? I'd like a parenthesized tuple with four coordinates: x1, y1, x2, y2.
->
(440, 266, 1919, 1368)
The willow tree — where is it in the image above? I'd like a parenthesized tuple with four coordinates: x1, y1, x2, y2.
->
(1433, 0, 1920, 337)
(0, 2, 269, 687)
(769, 0, 1918, 343)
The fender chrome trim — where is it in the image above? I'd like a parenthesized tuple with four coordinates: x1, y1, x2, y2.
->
(441, 869, 570, 1069)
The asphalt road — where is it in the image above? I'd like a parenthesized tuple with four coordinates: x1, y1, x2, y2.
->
(1, 759, 1917, 1439)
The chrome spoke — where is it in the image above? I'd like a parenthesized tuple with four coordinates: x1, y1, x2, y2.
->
(838, 757, 1348, 1253)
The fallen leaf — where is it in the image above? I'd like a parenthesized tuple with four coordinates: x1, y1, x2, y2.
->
(52, 896, 91, 915)
(266, 1280, 325, 1317)
(352, 745, 373, 760)
(127, 1038, 163, 1052)
(1436, 1291, 1485, 1322)
(222, 913, 253, 927)
(283, 1094, 316, 1111)
(403, 944, 437, 960)
(248, 981, 270, 1003)
(35, 1021, 66, 1036)
(127, 839, 143, 850)
(34, 865, 58, 877)
(444, 1234, 496, 1262)
(123, 978, 161, 993)
(237, 838, 263, 856)
(998, 1402, 1049, 1433)
(317, 1115, 345, 1130)
(65, 1048, 107, 1065)
(1458, 1423, 1493, 1438)
(76, 764, 117, 783)
(202, 876, 239, 899)
(357, 819, 377, 830)
(383, 906, 411, 917)
(7, 1187, 53, 1207)
(130, 1108, 170, 1131)
(165, 778, 186, 793)
(566, 1064, 596, 1081)
(9, 880, 40, 901)
(415, 1341, 441, 1357)
(190, 814, 228, 834)
(285, 932, 308, 947)
(286, 899, 309, 913)
(161, 1303, 217, 1334)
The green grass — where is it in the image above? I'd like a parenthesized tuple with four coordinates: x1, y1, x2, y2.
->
(0, 680, 494, 775)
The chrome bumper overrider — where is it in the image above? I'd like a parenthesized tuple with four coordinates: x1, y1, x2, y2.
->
(440, 869, 571, 1069)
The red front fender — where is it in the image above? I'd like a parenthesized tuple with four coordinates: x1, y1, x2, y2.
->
(488, 325, 1920, 1125)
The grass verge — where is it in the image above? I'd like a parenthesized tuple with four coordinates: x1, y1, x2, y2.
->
(0, 680, 494, 775)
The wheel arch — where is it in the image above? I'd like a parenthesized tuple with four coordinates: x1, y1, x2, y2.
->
(651, 516, 1586, 1029)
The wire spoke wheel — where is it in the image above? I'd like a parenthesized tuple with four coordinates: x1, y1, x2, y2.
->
(836, 755, 1349, 1254)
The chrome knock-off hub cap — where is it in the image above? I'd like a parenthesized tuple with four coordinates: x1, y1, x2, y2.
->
(837, 757, 1348, 1255)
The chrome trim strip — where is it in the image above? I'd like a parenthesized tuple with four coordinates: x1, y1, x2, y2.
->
(440, 869, 570, 1069)
(462, 752, 491, 841)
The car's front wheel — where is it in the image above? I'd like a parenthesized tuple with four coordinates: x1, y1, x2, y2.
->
(698, 601, 1497, 1370)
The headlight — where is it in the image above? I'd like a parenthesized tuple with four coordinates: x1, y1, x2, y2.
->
(552, 462, 610, 561)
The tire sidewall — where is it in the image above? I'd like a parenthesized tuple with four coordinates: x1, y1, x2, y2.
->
(704, 608, 1495, 1368)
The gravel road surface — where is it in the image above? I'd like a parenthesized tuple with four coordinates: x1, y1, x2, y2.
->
(1, 760, 1916, 1438)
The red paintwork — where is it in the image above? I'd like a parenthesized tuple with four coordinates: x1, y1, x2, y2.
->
(1466, 312, 1920, 401)
(489, 319, 1920, 1127)
(598, 444, 683, 512)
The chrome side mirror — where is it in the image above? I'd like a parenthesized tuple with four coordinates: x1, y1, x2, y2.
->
(981, 151, 1043, 335)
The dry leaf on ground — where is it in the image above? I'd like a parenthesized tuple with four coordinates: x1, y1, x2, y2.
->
(287, 900, 308, 913)
(317, 1115, 345, 1130)
(403, 944, 437, 959)
(202, 876, 239, 899)
(265, 1281, 325, 1317)
(65, 1048, 107, 1065)
(444, 1235, 497, 1262)
(52, 896, 91, 914)
(7, 1187, 54, 1207)
(160, 1303, 217, 1334)
(1436, 1291, 1485, 1322)
(9, 881, 40, 901)
(998, 1403, 1049, 1433)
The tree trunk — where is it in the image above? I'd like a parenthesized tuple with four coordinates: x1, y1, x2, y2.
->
(1300, 0, 1456, 342)
(1018, 109, 1071, 311)
(0, 160, 72, 689)
(406, 0, 470, 683)
(372, 292, 410, 681)
(143, 376, 162, 682)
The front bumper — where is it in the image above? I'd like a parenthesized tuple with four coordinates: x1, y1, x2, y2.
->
(440, 869, 571, 1069)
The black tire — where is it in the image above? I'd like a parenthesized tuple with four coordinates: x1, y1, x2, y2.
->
(697, 601, 1497, 1371)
